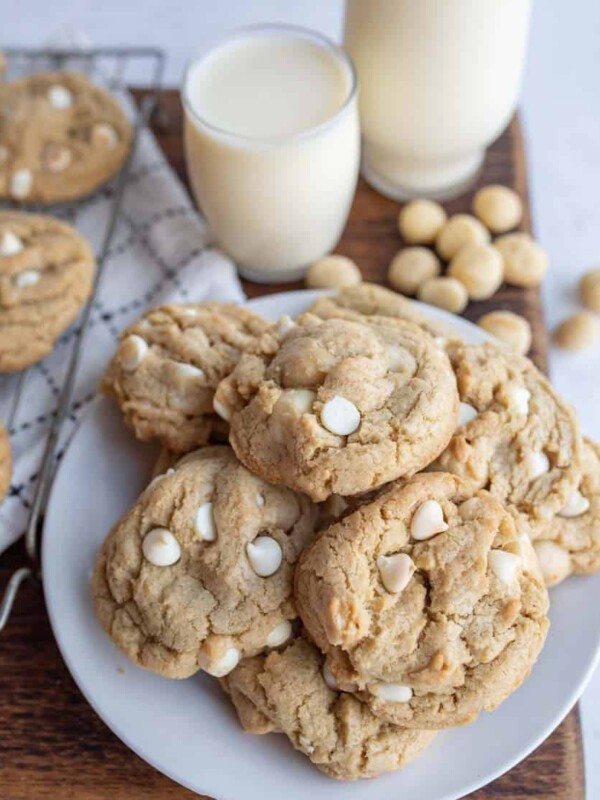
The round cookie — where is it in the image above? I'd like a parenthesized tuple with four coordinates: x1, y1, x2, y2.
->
(0, 420, 12, 502)
(307, 282, 461, 343)
(92, 446, 317, 678)
(529, 438, 600, 585)
(222, 636, 436, 780)
(295, 472, 549, 730)
(101, 302, 271, 453)
(432, 341, 583, 520)
(0, 71, 132, 203)
(214, 315, 459, 501)
(0, 211, 95, 372)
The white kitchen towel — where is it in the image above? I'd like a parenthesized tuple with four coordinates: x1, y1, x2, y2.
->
(0, 79, 245, 555)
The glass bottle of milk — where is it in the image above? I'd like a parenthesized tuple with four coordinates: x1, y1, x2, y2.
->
(344, 0, 533, 200)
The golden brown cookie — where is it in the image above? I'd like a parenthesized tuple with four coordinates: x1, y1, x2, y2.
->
(0, 420, 12, 502)
(214, 315, 459, 501)
(0, 71, 132, 203)
(432, 341, 583, 520)
(0, 211, 95, 372)
(295, 472, 549, 730)
(92, 446, 317, 679)
(529, 438, 600, 585)
(101, 302, 271, 453)
(222, 636, 436, 780)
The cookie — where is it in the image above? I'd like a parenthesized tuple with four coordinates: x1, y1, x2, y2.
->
(432, 342, 583, 520)
(529, 438, 600, 585)
(307, 282, 461, 344)
(0, 420, 12, 502)
(0, 71, 132, 203)
(101, 303, 271, 453)
(0, 211, 95, 372)
(92, 446, 317, 678)
(222, 636, 436, 780)
(295, 472, 549, 730)
(214, 315, 459, 501)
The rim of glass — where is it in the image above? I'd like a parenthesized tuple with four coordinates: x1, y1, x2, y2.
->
(182, 23, 357, 146)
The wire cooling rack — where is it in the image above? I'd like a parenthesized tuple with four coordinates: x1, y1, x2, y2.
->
(0, 46, 166, 630)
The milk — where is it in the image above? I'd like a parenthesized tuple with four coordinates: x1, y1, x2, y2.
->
(344, 0, 533, 199)
(183, 27, 359, 282)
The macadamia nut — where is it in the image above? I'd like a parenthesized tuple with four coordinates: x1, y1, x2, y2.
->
(388, 247, 441, 295)
(305, 255, 362, 289)
(554, 312, 599, 351)
(580, 268, 600, 313)
(448, 243, 504, 300)
(398, 199, 447, 245)
(436, 214, 490, 261)
(495, 233, 548, 288)
(473, 185, 523, 234)
(478, 310, 532, 355)
(417, 276, 468, 314)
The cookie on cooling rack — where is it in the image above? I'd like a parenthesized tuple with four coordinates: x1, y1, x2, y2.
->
(0, 71, 132, 204)
(101, 302, 272, 453)
(213, 314, 459, 501)
(295, 472, 549, 730)
(222, 635, 436, 781)
(92, 446, 317, 679)
(0, 211, 95, 372)
(0, 420, 12, 502)
(432, 341, 583, 520)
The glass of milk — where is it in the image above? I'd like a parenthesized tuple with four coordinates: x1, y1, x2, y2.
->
(344, 0, 533, 200)
(183, 25, 359, 283)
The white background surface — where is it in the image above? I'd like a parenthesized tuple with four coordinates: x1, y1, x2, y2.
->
(7, 0, 600, 795)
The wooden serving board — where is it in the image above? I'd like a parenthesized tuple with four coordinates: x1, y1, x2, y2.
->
(0, 90, 584, 800)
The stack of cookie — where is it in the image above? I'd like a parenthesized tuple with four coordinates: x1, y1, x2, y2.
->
(93, 284, 598, 781)
(0, 68, 134, 502)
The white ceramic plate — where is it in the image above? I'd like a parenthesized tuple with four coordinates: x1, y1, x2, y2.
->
(43, 290, 600, 800)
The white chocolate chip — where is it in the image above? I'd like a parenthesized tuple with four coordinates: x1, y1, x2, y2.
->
(142, 528, 181, 567)
(256, 493, 265, 507)
(246, 536, 283, 577)
(200, 646, 240, 677)
(213, 396, 232, 422)
(322, 662, 339, 690)
(488, 550, 521, 584)
(411, 500, 448, 541)
(533, 541, 572, 587)
(10, 169, 32, 199)
(377, 553, 415, 594)
(457, 402, 478, 427)
(265, 620, 292, 648)
(283, 388, 316, 415)
(47, 85, 73, 109)
(43, 143, 73, 173)
(195, 502, 216, 541)
(277, 315, 296, 337)
(175, 362, 206, 382)
(320, 395, 361, 436)
(0, 231, 24, 257)
(434, 336, 447, 350)
(299, 735, 315, 755)
(525, 451, 550, 480)
(388, 345, 408, 372)
(92, 122, 119, 148)
(506, 386, 531, 416)
(179, 307, 199, 319)
(369, 683, 413, 703)
(119, 335, 148, 371)
(558, 490, 590, 518)
(13, 269, 40, 288)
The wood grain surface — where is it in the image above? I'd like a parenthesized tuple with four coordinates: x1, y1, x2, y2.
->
(0, 89, 584, 800)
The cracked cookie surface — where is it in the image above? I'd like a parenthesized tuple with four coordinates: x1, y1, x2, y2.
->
(432, 341, 583, 520)
(92, 446, 317, 678)
(222, 636, 436, 780)
(0, 211, 95, 371)
(214, 315, 459, 501)
(295, 472, 549, 729)
(528, 437, 600, 585)
(101, 302, 271, 453)
(0, 71, 132, 203)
